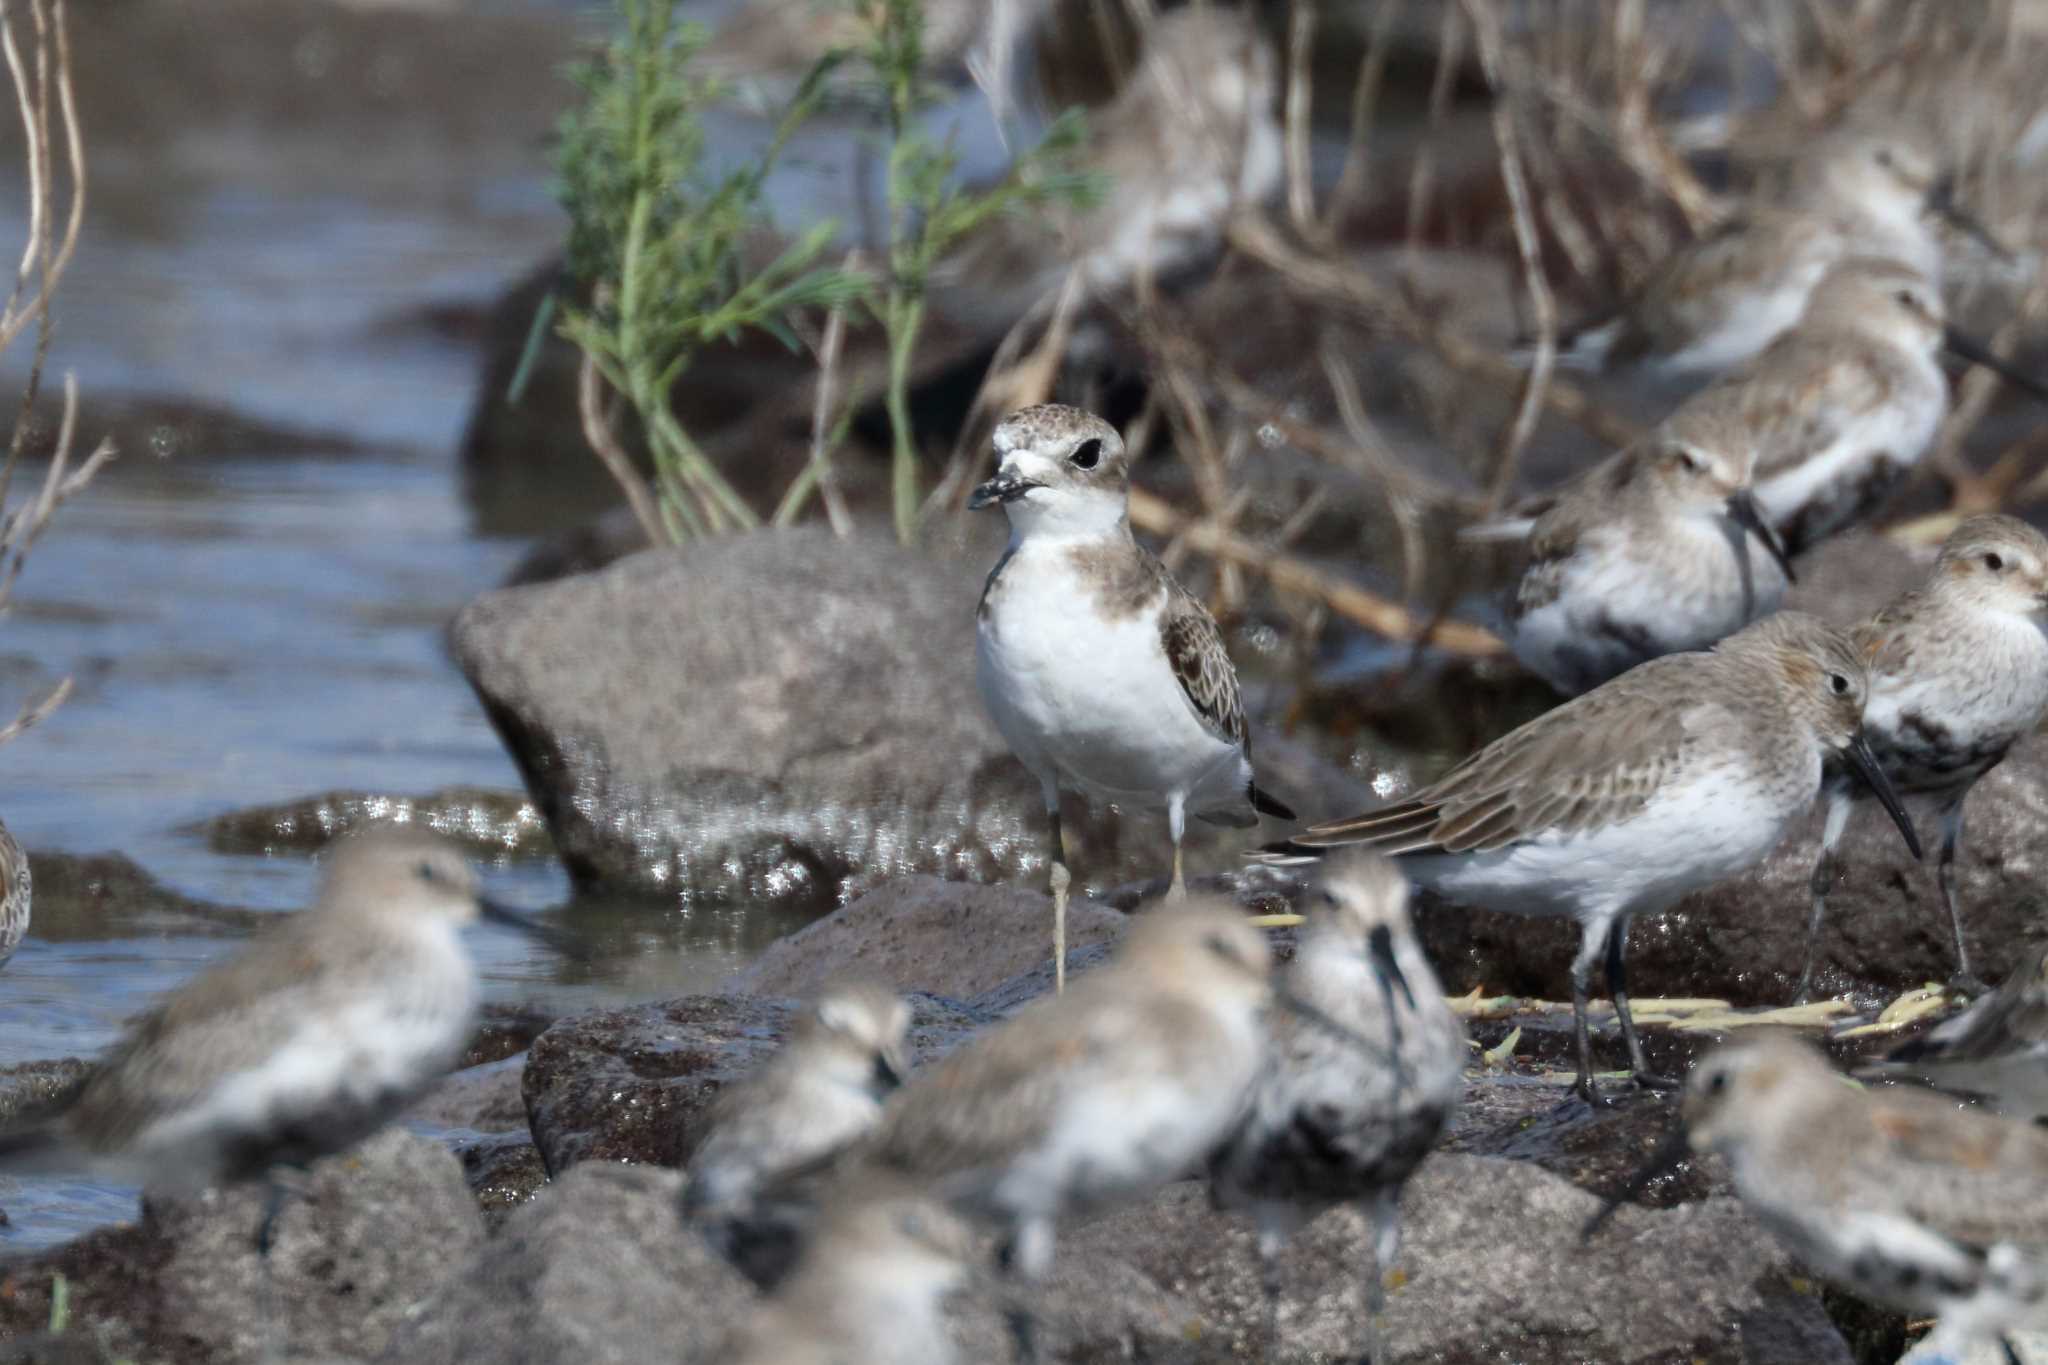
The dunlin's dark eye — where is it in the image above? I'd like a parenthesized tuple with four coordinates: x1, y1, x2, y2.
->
(1704, 1069, 1729, 1096)
(1829, 673, 1851, 695)
(1203, 931, 1240, 963)
(1874, 148, 1893, 167)
(1985, 552, 2006, 571)
(1070, 438, 1102, 470)
(1673, 447, 1704, 474)
(416, 860, 438, 882)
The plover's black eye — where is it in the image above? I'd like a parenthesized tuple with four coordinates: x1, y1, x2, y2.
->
(1985, 552, 2006, 572)
(1829, 673, 1851, 696)
(1069, 438, 1102, 470)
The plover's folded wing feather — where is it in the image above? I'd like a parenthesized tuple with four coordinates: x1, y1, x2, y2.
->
(1158, 573, 1246, 748)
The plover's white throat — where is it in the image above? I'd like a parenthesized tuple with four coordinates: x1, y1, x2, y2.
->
(1477, 403, 1795, 696)
(1865, 943, 2048, 1122)
(1550, 125, 1993, 378)
(1592, 1034, 2048, 1364)
(1800, 515, 2048, 998)
(1208, 850, 1465, 1363)
(686, 979, 910, 1222)
(0, 828, 570, 1241)
(1262, 611, 1923, 1103)
(860, 904, 1276, 1356)
(972, 403, 1292, 990)
(717, 1175, 978, 1365)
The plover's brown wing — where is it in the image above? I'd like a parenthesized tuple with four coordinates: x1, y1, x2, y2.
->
(1838, 1089, 2048, 1248)
(1290, 656, 1694, 855)
(1156, 568, 1245, 749)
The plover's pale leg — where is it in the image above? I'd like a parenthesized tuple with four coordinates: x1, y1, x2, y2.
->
(1046, 794, 1069, 996)
(1605, 919, 1676, 1090)
(1937, 798, 1986, 993)
(1797, 790, 1855, 1003)
(1167, 794, 1188, 900)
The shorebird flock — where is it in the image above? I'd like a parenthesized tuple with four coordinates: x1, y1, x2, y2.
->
(6, 4, 2048, 1365)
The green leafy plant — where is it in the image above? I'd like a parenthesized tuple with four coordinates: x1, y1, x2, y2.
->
(554, 0, 870, 543)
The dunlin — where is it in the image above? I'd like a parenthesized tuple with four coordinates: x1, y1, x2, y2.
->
(972, 404, 1293, 990)
(0, 829, 570, 1242)
(1592, 1033, 2048, 1364)
(861, 904, 1275, 1354)
(1677, 258, 2048, 556)
(1208, 850, 1465, 1363)
(685, 978, 910, 1277)
(0, 817, 28, 968)
(1479, 403, 1795, 695)
(937, 6, 1281, 331)
(1262, 611, 1923, 1103)
(717, 1176, 978, 1365)
(1800, 515, 2048, 997)
(1865, 943, 2048, 1121)
(1553, 126, 1989, 378)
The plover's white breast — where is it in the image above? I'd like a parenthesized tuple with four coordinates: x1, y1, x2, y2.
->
(977, 539, 1246, 811)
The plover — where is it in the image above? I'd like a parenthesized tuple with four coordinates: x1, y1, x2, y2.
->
(861, 904, 1275, 1354)
(684, 979, 910, 1276)
(0, 817, 28, 968)
(1864, 942, 2048, 1121)
(1262, 611, 1923, 1103)
(937, 6, 1282, 332)
(1552, 125, 1989, 378)
(1677, 257, 2048, 556)
(1799, 515, 2048, 998)
(1208, 850, 1465, 1363)
(0, 829, 571, 1241)
(1478, 403, 1796, 695)
(1592, 1033, 2048, 1364)
(717, 1175, 979, 1365)
(972, 403, 1293, 990)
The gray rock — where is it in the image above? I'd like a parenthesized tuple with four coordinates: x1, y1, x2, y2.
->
(451, 526, 1253, 905)
(724, 875, 1129, 1001)
(521, 991, 985, 1175)
(380, 1163, 751, 1365)
(145, 1129, 484, 1364)
(1070, 1155, 1852, 1364)
(185, 787, 551, 858)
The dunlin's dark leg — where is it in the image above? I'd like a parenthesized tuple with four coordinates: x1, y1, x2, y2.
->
(255, 1173, 295, 1257)
(1796, 791, 1853, 1003)
(1937, 799, 1987, 994)
(1356, 1188, 1401, 1365)
(1254, 1226, 1284, 1360)
(1566, 925, 1611, 1107)
(1606, 920, 1676, 1090)
(2003, 1338, 2025, 1365)
(1044, 784, 1069, 996)
(999, 1215, 1055, 1365)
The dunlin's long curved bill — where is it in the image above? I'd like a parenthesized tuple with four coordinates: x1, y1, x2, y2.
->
(478, 897, 584, 958)
(1843, 736, 1925, 860)
(1943, 327, 2048, 404)
(1723, 488, 1798, 584)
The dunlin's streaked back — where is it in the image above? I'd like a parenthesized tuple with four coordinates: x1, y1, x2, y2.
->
(1801, 516, 2048, 997)
(938, 7, 1281, 330)
(717, 1176, 978, 1365)
(1482, 403, 1795, 695)
(0, 829, 568, 1233)
(1208, 851, 1465, 1363)
(861, 904, 1274, 1354)
(0, 817, 28, 968)
(1593, 1034, 2048, 1363)
(1866, 943, 2048, 1121)
(1262, 612, 1922, 1103)
(685, 979, 910, 1222)
(972, 404, 1293, 990)
(1551, 125, 1985, 378)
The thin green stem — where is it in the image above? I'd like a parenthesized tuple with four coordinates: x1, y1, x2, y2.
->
(885, 288, 922, 544)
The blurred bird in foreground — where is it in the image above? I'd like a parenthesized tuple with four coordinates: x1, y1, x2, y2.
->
(1261, 613, 1923, 1103)
(1209, 851, 1465, 1365)
(1865, 943, 2048, 1121)
(1471, 403, 1794, 695)
(0, 828, 571, 1246)
(1591, 1034, 2048, 1364)
(1549, 124, 1996, 378)
(1800, 515, 2048, 998)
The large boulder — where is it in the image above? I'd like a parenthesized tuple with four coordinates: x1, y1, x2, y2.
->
(380, 1163, 752, 1365)
(452, 526, 1268, 905)
(521, 990, 986, 1175)
(1070, 1156, 1853, 1364)
(724, 875, 1129, 1001)
(0, 1130, 481, 1365)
